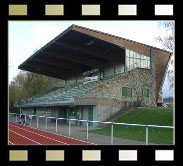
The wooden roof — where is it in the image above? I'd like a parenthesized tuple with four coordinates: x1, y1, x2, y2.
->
(19, 24, 172, 99)
(19, 25, 126, 79)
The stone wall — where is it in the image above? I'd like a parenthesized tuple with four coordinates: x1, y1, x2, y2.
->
(73, 25, 171, 100)
(85, 68, 156, 106)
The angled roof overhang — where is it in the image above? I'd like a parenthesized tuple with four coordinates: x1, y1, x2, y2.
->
(71, 25, 172, 100)
(18, 25, 126, 80)
(19, 24, 172, 100)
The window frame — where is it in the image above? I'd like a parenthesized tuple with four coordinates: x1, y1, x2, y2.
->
(122, 87, 132, 98)
(125, 49, 151, 71)
(144, 88, 150, 98)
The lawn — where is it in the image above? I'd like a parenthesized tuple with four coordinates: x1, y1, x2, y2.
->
(89, 107, 174, 144)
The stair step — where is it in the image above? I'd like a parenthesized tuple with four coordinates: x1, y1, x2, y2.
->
(98, 107, 130, 127)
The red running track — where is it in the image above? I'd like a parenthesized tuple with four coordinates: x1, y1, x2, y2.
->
(9, 122, 94, 145)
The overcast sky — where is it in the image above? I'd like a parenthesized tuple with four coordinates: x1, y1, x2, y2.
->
(8, 21, 174, 98)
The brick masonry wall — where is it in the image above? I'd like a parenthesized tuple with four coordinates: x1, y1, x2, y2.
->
(85, 68, 156, 107)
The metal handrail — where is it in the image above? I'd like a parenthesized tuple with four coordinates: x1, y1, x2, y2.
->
(9, 113, 174, 145)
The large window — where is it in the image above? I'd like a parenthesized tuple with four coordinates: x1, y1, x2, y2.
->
(126, 49, 150, 71)
(115, 63, 125, 74)
(144, 88, 150, 98)
(104, 64, 114, 76)
(122, 87, 132, 98)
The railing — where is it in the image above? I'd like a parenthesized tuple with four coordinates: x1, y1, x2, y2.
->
(9, 113, 174, 145)
(14, 98, 75, 107)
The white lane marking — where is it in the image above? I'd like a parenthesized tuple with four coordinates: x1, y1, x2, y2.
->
(9, 141, 14, 145)
(9, 129, 42, 145)
(9, 124, 68, 145)
(10, 122, 96, 145)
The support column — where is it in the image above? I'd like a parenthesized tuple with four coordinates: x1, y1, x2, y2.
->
(20, 107, 22, 115)
(146, 126, 149, 145)
(69, 119, 71, 136)
(86, 120, 89, 140)
(150, 48, 157, 106)
(111, 123, 114, 145)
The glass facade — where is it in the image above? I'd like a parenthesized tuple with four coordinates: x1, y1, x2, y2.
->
(125, 49, 150, 71)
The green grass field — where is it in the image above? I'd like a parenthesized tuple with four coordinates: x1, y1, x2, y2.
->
(89, 107, 174, 144)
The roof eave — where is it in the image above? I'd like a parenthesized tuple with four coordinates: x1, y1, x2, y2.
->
(18, 25, 74, 69)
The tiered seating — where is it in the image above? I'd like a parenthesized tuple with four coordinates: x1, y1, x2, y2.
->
(31, 87, 63, 98)
(53, 81, 101, 99)
(26, 80, 102, 105)
(16, 72, 128, 107)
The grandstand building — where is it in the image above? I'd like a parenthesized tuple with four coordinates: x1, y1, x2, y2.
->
(14, 24, 171, 126)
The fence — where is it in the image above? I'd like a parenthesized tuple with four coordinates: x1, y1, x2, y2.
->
(9, 113, 174, 145)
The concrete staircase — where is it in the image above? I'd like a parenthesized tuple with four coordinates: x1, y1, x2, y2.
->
(98, 107, 131, 127)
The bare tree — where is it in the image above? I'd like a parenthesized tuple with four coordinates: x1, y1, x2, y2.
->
(156, 21, 174, 92)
